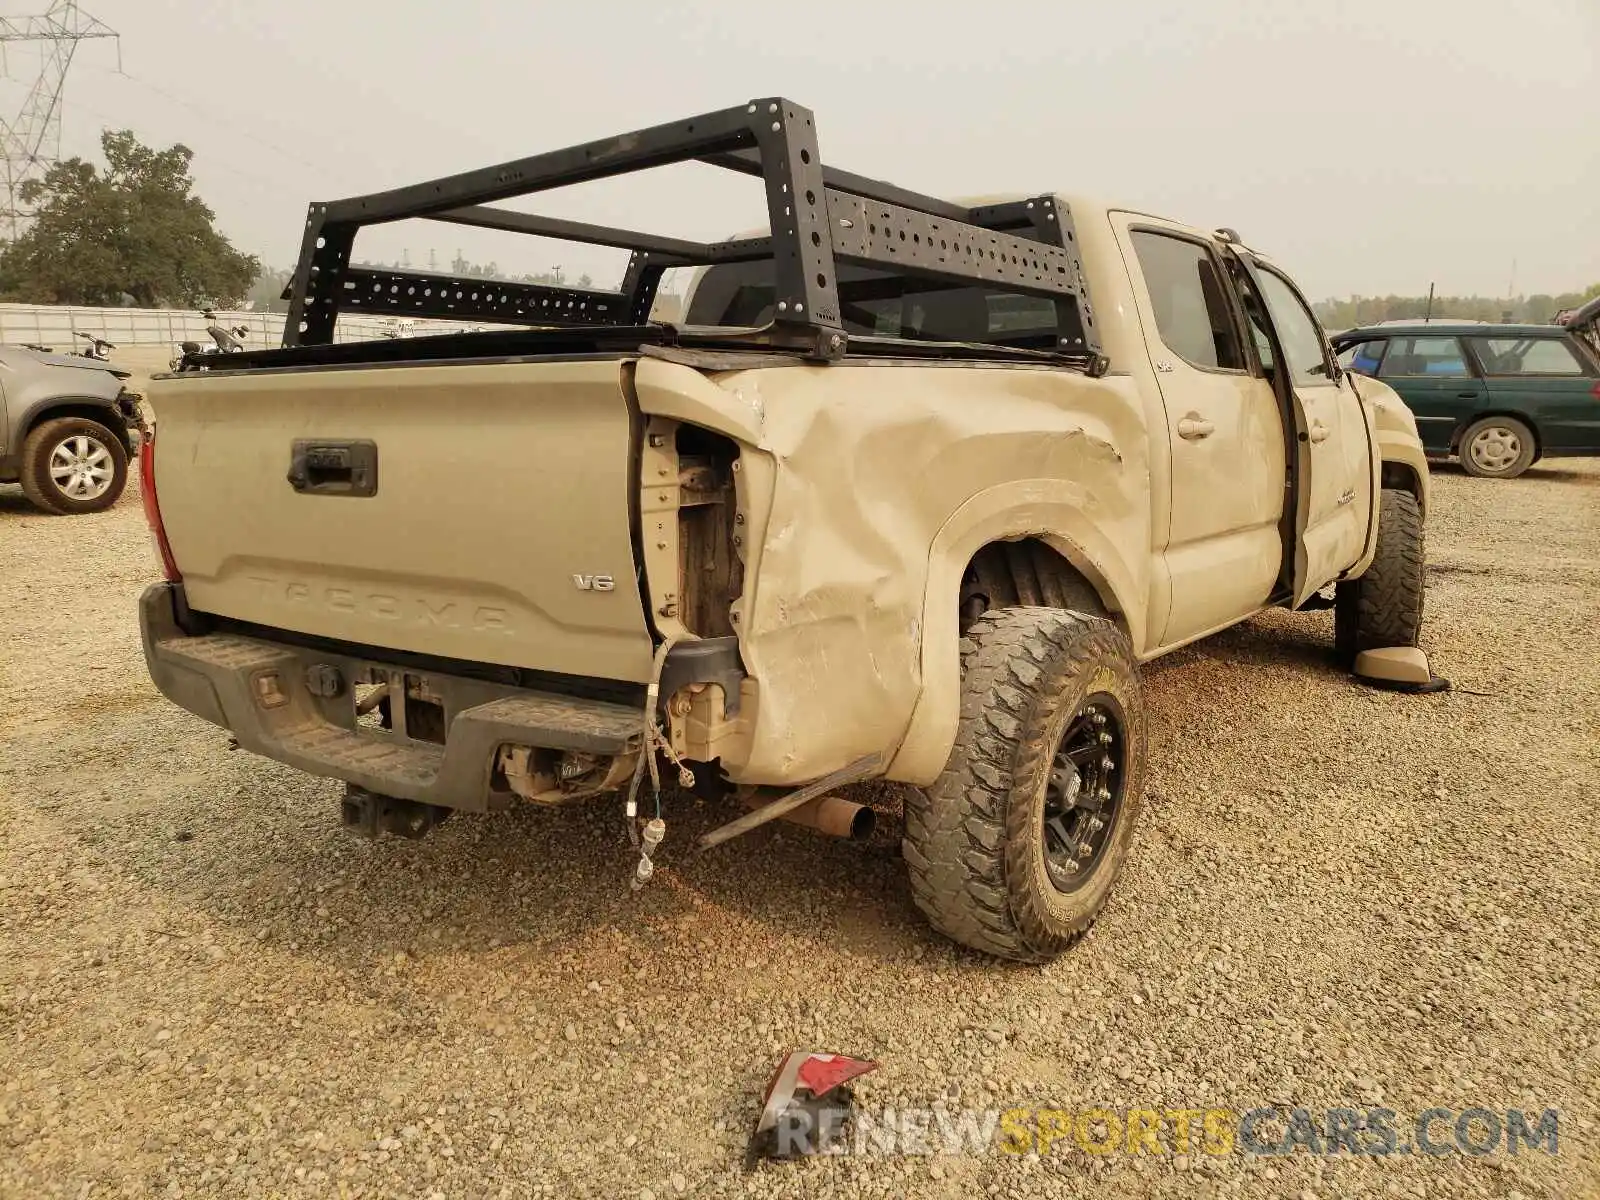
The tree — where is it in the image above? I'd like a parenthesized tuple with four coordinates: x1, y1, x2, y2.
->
(1315, 286, 1600, 331)
(247, 265, 295, 313)
(0, 130, 259, 308)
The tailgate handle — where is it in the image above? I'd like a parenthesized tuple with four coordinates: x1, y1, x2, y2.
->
(288, 440, 379, 497)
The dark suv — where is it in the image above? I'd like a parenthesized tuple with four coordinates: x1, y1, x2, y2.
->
(1331, 320, 1600, 478)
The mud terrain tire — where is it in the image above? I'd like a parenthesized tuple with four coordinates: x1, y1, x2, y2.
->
(1335, 487, 1424, 667)
(904, 607, 1147, 963)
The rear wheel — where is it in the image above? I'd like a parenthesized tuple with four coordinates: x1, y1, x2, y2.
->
(1335, 487, 1424, 667)
(1458, 416, 1535, 479)
(18, 416, 129, 515)
(903, 607, 1147, 963)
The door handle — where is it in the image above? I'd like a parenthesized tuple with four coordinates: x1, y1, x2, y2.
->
(1308, 420, 1330, 444)
(1177, 413, 1215, 441)
(1455, 391, 1479, 399)
(288, 439, 379, 497)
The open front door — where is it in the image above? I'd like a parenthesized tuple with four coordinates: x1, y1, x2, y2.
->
(1224, 247, 1373, 608)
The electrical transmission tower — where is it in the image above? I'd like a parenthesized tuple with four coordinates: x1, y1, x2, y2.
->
(0, 0, 120, 240)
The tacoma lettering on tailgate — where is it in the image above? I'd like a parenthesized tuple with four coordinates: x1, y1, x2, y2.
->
(246, 576, 512, 634)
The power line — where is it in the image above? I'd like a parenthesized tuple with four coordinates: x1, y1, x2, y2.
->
(49, 66, 365, 260)
(103, 66, 332, 177)
(0, 0, 120, 239)
(68, 61, 352, 182)
(29, 58, 589, 277)
(57, 92, 309, 202)
(74, 60, 516, 191)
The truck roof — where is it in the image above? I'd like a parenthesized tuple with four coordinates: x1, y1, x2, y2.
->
(957, 192, 1226, 243)
(703, 192, 1136, 251)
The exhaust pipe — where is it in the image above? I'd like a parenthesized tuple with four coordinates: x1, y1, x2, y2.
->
(699, 755, 883, 850)
(743, 791, 876, 841)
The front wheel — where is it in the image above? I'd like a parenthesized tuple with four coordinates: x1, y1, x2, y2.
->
(903, 607, 1147, 963)
(1458, 416, 1535, 479)
(18, 416, 130, 515)
(1335, 487, 1425, 667)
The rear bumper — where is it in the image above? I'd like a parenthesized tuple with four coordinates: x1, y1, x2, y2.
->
(139, 583, 645, 811)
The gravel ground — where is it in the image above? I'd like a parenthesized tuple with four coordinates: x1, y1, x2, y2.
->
(2, 459, 1597, 1199)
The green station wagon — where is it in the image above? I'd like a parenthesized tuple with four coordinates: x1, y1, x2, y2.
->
(1331, 320, 1600, 478)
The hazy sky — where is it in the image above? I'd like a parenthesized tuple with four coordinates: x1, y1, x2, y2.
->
(7, 0, 1597, 299)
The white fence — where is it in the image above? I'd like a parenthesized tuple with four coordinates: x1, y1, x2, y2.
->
(0, 303, 506, 351)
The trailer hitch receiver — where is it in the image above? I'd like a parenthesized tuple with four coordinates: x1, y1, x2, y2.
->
(340, 785, 452, 840)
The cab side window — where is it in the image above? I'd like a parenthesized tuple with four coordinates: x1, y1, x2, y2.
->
(1130, 231, 1246, 372)
(1254, 269, 1335, 387)
(1219, 255, 1276, 374)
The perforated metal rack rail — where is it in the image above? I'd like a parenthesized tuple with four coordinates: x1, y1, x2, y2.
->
(281, 96, 1101, 366)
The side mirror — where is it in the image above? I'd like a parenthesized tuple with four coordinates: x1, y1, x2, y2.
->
(1316, 346, 1344, 384)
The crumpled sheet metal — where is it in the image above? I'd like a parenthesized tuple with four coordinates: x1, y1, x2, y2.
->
(634, 356, 1151, 788)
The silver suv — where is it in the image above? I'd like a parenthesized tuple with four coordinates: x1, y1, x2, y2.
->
(0, 346, 147, 514)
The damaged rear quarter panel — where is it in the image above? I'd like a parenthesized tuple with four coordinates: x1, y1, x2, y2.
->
(634, 356, 1150, 786)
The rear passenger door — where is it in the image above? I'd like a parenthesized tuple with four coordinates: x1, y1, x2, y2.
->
(1465, 334, 1600, 453)
(1375, 335, 1485, 454)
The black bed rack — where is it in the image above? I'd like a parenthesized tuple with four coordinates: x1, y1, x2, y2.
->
(283, 97, 1102, 367)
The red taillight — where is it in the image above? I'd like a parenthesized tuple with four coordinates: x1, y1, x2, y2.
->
(139, 430, 182, 583)
(1591, 380, 1600, 400)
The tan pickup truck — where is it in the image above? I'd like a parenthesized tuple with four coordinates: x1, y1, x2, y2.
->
(138, 99, 1431, 961)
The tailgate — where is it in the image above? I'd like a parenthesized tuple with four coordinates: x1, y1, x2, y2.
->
(148, 358, 655, 684)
